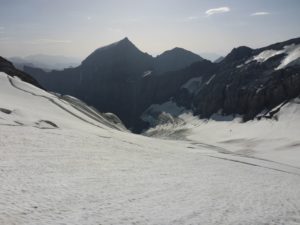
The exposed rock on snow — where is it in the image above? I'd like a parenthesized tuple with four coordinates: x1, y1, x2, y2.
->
(35, 120, 58, 129)
(0, 108, 12, 114)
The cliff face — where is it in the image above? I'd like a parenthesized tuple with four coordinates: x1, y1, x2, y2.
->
(175, 38, 300, 121)
(24, 38, 204, 129)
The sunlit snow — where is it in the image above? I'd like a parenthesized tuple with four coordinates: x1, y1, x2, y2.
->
(1, 72, 300, 225)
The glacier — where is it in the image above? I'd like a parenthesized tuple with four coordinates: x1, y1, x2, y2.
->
(1, 72, 300, 225)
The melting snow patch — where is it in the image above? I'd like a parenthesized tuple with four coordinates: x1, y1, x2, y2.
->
(181, 77, 202, 94)
(276, 44, 300, 70)
(142, 70, 152, 77)
(206, 74, 216, 85)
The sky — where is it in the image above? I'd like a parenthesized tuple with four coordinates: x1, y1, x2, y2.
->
(0, 0, 300, 60)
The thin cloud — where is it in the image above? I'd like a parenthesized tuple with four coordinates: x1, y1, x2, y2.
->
(87, 16, 92, 20)
(179, 16, 199, 22)
(29, 39, 72, 44)
(251, 12, 270, 16)
(205, 7, 230, 16)
(0, 27, 4, 30)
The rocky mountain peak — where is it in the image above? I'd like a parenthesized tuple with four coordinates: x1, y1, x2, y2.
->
(155, 47, 203, 74)
(222, 46, 253, 64)
(81, 37, 152, 69)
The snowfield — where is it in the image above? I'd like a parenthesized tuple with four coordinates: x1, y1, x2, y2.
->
(142, 100, 300, 168)
(1, 72, 300, 225)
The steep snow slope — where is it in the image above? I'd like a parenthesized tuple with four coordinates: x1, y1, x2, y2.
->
(1, 72, 300, 225)
(0, 72, 126, 132)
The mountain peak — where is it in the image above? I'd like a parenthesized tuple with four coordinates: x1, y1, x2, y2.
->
(82, 37, 148, 66)
(171, 47, 186, 51)
(88, 37, 136, 55)
(158, 47, 203, 59)
(155, 47, 203, 74)
(222, 46, 253, 63)
(115, 37, 135, 48)
(120, 37, 130, 42)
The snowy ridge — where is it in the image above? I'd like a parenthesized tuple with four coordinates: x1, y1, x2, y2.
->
(247, 49, 285, 64)
(244, 43, 300, 69)
(0, 72, 126, 132)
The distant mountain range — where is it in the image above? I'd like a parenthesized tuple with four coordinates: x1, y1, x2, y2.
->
(24, 38, 204, 130)
(10, 37, 300, 132)
(199, 52, 222, 61)
(213, 56, 224, 63)
(10, 54, 81, 71)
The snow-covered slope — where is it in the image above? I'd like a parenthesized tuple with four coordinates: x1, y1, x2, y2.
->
(0, 72, 126, 132)
(1, 72, 300, 225)
(142, 100, 300, 167)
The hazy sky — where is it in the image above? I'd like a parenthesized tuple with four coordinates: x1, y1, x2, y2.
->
(0, 0, 300, 59)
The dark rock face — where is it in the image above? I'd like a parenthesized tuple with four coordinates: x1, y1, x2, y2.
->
(25, 38, 204, 130)
(221, 46, 253, 65)
(173, 37, 300, 122)
(0, 56, 42, 88)
(133, 60, 217, 131)
(25, 38, 154, 128)
(25, 37, 300, 131)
